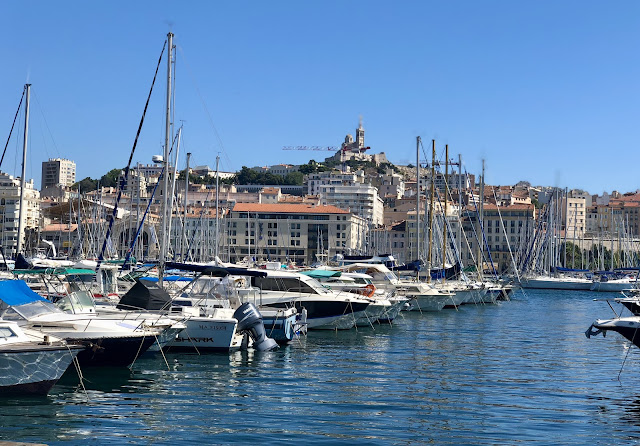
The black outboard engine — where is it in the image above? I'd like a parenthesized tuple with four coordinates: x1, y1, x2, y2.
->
(233, 303, 278, 351)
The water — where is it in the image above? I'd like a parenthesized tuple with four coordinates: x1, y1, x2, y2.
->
(3, 289, 640, 445)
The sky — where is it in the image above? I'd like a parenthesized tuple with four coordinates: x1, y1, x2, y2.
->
(1, 1, 638, 194)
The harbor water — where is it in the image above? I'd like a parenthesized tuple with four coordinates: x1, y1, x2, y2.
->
(2, 288, 640, 445)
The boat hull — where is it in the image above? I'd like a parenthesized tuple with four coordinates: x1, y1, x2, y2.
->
(590, 318, 640, 349)
(0, 345, 81, 395)
(266, 300, 370, 330)
(590, 281, 637, 292)
(76, 335, 157, 367)
(166, 318, 242, 352)
(521, 278, 591, 290)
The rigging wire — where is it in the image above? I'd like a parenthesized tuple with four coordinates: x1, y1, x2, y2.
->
(0, 89, 25, 170)
(176, 46, 231, 168)
(32, 90, 61, 159)
(97, 40, 167, 268)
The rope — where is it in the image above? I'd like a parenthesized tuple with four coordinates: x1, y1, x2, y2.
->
(183, 328, 201, 355)
(154, 333, 171, 371)
(67, 344, 89, 402)
(618, 326, 639, 381)
(128, 333, 147, 370)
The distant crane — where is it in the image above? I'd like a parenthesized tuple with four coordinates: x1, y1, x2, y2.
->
(282, 146, 339, 151)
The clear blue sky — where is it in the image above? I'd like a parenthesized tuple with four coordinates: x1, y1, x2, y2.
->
(1, 1, 638, 194)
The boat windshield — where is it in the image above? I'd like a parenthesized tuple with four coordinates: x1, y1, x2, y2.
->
(251, 275, 331, 295)
(1, 300, 60, 321)
(56, 291, 96, 314)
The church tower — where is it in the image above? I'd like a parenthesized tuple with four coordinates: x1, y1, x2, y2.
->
(355, 116, 365, 150)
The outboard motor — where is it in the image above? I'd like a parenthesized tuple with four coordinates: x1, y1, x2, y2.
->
(233, 303, 278, 351)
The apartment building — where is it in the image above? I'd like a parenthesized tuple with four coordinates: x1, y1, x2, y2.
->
(225, 203, 367, 265)
(41, 158, 76, 189)
(0, 172, 40, 257)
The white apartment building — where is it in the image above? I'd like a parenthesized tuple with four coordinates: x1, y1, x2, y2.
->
(319, 183, 384, 226)
(306, 171, 365, 196)
(268, 164, 300, 177)
(563, 196, 586, 238)
(225, 203, 367, 265)
(419, 172, 474, 193)
(306, 170, 383, 225)
(0, 172, 40, 257)
(41, 158, 76, 189)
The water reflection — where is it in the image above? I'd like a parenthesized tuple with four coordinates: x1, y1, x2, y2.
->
(4, 290, 640, 444)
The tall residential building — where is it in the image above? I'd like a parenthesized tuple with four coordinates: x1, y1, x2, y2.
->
(41, 158, 76, 189)
(0, 172, 40, 257)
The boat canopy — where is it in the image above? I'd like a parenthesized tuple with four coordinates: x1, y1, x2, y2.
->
(552, 267, 590, 273)
(165, 262, 267, 278)
(117, 279, 172, 311)
(0, 280, 49, 306)
(13, 268, 95, 276)
(141, 276, 193, 282)
(301, 270, 342, 279)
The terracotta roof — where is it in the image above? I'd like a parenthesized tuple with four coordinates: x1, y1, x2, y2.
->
(474, 203, 534, 211)
(42, 223, 78, 232)
(232, 203, 348, 214)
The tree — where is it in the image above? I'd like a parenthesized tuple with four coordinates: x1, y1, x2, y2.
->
(284, 171, 304, 185)
(100, 168, 124, 188)
(73, 177, 98, 192)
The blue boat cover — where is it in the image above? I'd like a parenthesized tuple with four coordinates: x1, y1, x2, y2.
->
(552, 267, 590, 273)
(0, 280, 49, 306)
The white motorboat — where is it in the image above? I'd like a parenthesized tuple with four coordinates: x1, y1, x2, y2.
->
(248, 269, 370, 330)
(586, 316, 640, 350)
(0, 280, 165, 367)
(590, 275, 638, 292)
(341, 263, 453, 312)
(0, 320, 84, 395)
(301, 269, 407, 324)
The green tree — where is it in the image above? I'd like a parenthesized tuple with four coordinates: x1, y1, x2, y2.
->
(284, 171, 304, 185)
(100, 168, 124, 188)
(73, 177, 98, 192)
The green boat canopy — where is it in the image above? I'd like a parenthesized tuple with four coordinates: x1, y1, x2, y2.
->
(301, 269, 342, 279)
(12, 268, 96, 276)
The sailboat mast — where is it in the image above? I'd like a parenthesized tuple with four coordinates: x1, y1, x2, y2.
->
(442, 144, 448, 284)
(479, 159, 485, 279)
(181, 152, 191, 260)
(426, 139, 436, 283)
(159, 32, 173, 287)
(458, 154, 463, 263)
(416, 136, 420, 275)
(16, 84, 31, 256)
(215, 154, 220, 264)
